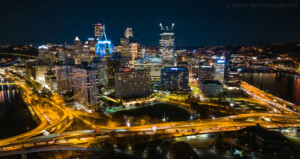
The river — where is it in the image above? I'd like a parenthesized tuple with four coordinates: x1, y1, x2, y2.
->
(0, 84, 37, 139)
(242, 73, 300, 106)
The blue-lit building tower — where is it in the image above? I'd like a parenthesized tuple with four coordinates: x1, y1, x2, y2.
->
(95, 25, 114, 58)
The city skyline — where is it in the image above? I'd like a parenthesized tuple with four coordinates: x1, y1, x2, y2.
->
(0, 1, 300, 158)
(0, 0, 299, 46)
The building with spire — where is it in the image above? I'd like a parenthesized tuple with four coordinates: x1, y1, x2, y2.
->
(95, 25, 114, 58)
(73, 36, 82, 64)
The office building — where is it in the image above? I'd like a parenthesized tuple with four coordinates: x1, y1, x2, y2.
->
(115, 68, 152, 99)
(58, 48, 66, 62)
(95, 25, 114, 58)
(72, 66, 98, 111)
(125, 27, 133, 38)
(224, 53, 243, 87)
(93, 23, 104, 39)
(120, 37, 130, 57)
(32, 64, 49, 85)
(159, 23, 175, 65)
(74, 36, 82, 64)
(81, 41, 91, 62)
(161, 67, 189, 91)
(53, 65, 73, 94)
(214, 60, 225, 82)
(45, 70, 57, 93)
(199, 80, 223, 97)
(198, 61, 214, 81)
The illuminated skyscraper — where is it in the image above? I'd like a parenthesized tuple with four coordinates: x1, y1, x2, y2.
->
(72, 66, 98, 111)
(159, 23, 175, 65)
(115, 68, 152, 99)
(125, 27, 133, 38)
(95, 25, 114, 58)
(214, 60, 225, 82)
(74, 36, 82, 64)
(81, 41, 90, 62)
(93, 23, 104, 39)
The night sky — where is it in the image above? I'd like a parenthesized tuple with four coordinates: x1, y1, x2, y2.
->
(0, 0, 299, 46)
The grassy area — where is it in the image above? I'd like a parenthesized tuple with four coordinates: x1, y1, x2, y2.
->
(287, 137, 300, 149)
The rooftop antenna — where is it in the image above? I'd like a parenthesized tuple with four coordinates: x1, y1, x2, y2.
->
(100, 25, 108, 41)
(159, 23, 163, 30)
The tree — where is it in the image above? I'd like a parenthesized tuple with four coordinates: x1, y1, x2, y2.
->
(169, 142, 199, 159)
(214, 133, 224, 148)
(136, 115, 151, 125)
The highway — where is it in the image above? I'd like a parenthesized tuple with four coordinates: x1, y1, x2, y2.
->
(241, 81, 300, 115)
(0, 71, 300, 157)
(0, 83, 72, 146)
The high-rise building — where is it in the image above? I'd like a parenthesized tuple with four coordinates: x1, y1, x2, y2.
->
(74, 36, 82, 64)
(115, 68, 152, 99)
(224, 53, 242, 87)
(32, 64, 49, 85)
(125, 27, 133, 38)
(45, 70, 57, 93)
(58, 48, 66, 62)
(81, 41, 91, 62)
(159, 23, 175, 65)
(88, 38, 96, 57)
(93, 23, 104, 39)
(161, 66, 189, 91)
(120, 37, 130, 57)
(72, 66, 98, 111)
(53, 64, 73, 94)
(214, 60, 225, 82)
(95, 25, 114, 58)
(198, 61, 214, 81)
(199, 80, 223, 97)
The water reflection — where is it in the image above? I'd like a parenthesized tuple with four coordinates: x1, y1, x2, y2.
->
(242, 73, 300, 106)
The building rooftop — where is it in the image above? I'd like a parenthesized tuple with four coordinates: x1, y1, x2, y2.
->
(202, 80, 222, 85)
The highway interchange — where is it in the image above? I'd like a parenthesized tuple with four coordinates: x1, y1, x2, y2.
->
(0, 70, 299, 157)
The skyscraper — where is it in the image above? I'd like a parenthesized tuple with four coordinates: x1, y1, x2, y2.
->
(95, 25, 114, 58)
(74, 36, 82, 64)
(72, 66, 98, 111)
(214, 60, 225, 82)
(125, 27, 133, 38)
(93, 23, 104, 39)
(198, 61, 214, 81)
(81, 41, 91, 62)
(159, 23, 175, 65)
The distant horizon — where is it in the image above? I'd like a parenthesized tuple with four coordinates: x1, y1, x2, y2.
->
(1, 39, 300, 48)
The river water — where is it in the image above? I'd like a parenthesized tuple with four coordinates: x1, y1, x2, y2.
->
(0, 85, 37, 139)
(242, 73, 300, 106)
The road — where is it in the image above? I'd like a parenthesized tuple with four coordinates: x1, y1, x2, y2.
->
(0, 71, 300, 156)
(241, 81, 299, 115)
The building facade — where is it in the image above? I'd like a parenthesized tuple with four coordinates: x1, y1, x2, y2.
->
(198, 61, 214, 81)
(159, 23, 175, 65)
(115, 68, 152, 99)
(161, 67, 189, 91)
(199, 80, 223, 97)
(72, 66, 98, 111)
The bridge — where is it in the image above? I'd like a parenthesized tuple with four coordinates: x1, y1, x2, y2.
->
(241, 81, 300, 114)
(0, 72, 300, 158)
(0, 82, 19, 85)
